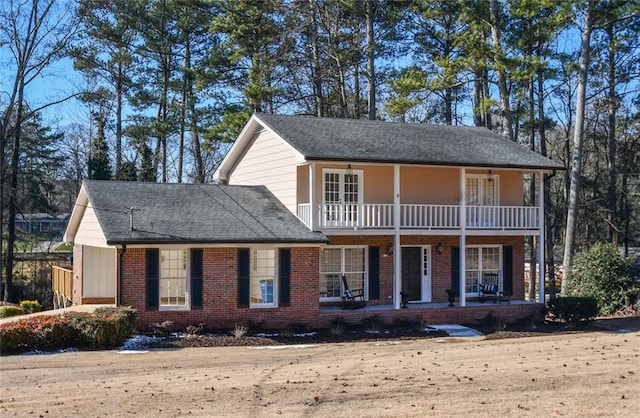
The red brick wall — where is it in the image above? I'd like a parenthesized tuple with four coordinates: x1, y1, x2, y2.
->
(324, 235, 524, 304)
(116, 237, 526, 330)
(122, 247, 320, 330)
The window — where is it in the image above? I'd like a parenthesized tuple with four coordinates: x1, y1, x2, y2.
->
(322, 169, 363, 226)
(466, 174, 498, 206)
(250, 249, 277, 307)
(320, 246, 366, 300)
(466, 173, 499, 227)
(465, 246, 501, 295)
(160, 249, 188, 309)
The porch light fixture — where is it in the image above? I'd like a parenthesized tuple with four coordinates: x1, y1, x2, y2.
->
(346, 164, 353, 177)
(387, 243, 394, 255)
(436, 242, 443, 254)
(487, 170, 494, 182)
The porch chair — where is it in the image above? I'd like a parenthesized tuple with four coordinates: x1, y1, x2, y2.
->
(479, 273, 509, 303)
(341, 275, 366, 309)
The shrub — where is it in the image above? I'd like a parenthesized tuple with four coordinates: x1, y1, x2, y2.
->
(566, 242, 639, 316)
(0, 307, 137, 354)
(67, 307, 137, 348)
(0, 305, 25, 318)
(231, 324, 248, 338)
(361, 315, 385, 333)
(19, 300, 42, 314)
(546, 296, 598, 325)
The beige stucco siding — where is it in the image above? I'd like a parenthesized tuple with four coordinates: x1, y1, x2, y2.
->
(300, 165, 523, 206)
(230, 130, 299, 212)
(498, 171, 524, 205)
(74, 202, 109, 247)
(82, 246, 116, 298)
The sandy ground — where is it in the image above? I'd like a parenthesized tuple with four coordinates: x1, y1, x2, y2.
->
(1, 328, 638, 417)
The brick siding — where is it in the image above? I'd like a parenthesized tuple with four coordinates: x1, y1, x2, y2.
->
(109, 235, 529, 330)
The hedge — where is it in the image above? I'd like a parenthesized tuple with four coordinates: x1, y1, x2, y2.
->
(546, 296, 598, 325)
(0, 307, 137, 354)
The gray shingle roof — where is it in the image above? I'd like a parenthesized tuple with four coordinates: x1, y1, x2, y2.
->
(82, 180, 327, 245)
(255, 113, 564, 170)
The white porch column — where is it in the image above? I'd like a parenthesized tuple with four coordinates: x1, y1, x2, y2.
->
(309, 163, 317, 230)
(394, 164, 401, 310)
(459, 168, 466, 307)
(538, 171, 546, 304)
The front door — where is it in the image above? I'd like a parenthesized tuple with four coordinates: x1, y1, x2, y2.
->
(402, 247, 422, 301)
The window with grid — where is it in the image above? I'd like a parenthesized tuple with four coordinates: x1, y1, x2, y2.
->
(250, 249, 276, 307)
(160, 249, 188, 309)
(319, 246, 366, 300)
(464, 246, 501, 295)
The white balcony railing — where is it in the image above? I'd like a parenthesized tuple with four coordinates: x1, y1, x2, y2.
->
(297, 203, 539, 230)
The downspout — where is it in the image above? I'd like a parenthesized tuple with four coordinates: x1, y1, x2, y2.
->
(117, 244, 127, 306)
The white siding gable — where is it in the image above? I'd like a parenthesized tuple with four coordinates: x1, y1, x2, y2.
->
(230, 129, 299, 213)
(74, 202, 109, 247)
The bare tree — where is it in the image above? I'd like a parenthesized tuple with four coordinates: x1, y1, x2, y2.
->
(562, 1, 594, 294)
(0, 0, 79, 301)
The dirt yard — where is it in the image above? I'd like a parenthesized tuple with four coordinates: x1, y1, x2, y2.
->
(1, 324, 639, 417)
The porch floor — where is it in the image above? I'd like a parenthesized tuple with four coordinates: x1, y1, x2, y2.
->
(320, 299, 535, 313)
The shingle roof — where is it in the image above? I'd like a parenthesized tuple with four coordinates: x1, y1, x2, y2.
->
(82, 180, 327, 245)
(254, 113, 564, 170)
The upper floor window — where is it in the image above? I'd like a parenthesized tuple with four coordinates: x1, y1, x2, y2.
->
(466, 173, 499, 206)
(322, 168, 363, 227)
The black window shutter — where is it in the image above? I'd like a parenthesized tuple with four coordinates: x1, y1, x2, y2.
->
(503, 246, 513, 294)
(191, 249, 203, 309)
(237, 249, 250, 308)
(146, 249, 159, 310)
(279, 249, 291, 307)
(451, 247, 460, 296)
(368, 247, 380, 299)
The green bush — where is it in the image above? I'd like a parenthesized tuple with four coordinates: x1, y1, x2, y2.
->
(0, 305, 25, 318)
(0, 307, 137, 354)
(546, 296, 598, 325)
(68, 306, 137, 348)
(19, 300, 42, 314)
(566, 242, 639, 316)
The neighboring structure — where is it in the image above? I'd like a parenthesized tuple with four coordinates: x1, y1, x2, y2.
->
(63, 114, 563, 329)
(16, 213, 69, 235)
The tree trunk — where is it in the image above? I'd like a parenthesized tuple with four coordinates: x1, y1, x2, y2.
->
(528, 78, 537, 301)
(605, 23, 618, 243)
(308, 0, 324, 117)
(366, 0, 376, 120)
(116, 62, 123, 171)
(4, 79, 26, 302)
(489, 0, 513, 140)
(538, 69, 555, 298)
(562, 4, 593, 294)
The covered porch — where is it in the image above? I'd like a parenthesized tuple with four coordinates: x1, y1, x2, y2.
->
(319, 300, 544, 328)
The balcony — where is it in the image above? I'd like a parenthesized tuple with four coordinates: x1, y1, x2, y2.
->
(297, 203, 539, 231)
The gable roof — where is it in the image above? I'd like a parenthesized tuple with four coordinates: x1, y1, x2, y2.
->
(216, 114, 563, 180)
(65, 180, 327, 245)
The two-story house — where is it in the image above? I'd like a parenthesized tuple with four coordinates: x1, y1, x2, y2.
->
(62, 113, 562, 329)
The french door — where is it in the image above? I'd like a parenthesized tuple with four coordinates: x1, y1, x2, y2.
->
(323, 169, 362, 227)
(466, 174, 499, 227)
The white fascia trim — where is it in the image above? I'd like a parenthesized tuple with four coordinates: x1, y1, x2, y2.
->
(63, 183, 89, 243)
(213, 114, 306, 181)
